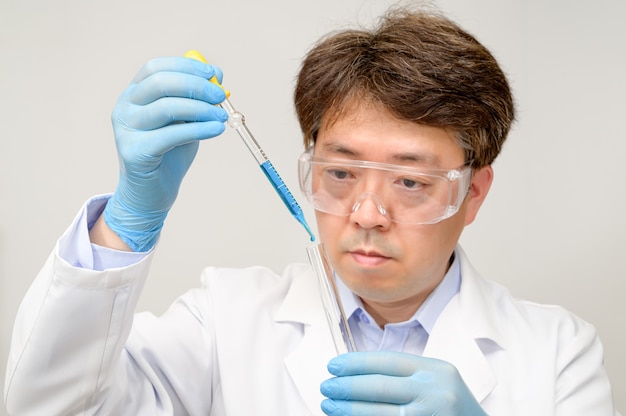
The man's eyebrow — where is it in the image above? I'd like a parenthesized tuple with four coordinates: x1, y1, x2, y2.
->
(390, 152, 440, 166)
(319, 143, 361, 157)
(320, 142, 442, 166)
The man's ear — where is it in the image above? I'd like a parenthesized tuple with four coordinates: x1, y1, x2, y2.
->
(464, 165, 493, 226)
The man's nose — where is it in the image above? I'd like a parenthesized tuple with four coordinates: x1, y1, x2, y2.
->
(349, 192, 392, 230)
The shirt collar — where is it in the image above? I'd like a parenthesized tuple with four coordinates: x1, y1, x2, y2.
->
(336, 251, 461, 333)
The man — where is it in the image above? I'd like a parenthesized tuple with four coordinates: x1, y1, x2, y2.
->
(5, 6, 619, 415)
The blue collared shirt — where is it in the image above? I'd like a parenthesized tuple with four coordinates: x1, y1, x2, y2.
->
(336, 254, 461, 355)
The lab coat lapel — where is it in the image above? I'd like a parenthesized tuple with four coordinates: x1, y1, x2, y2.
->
(423, 247, 506, 403)
(423, 295, 497, 403)
(276, 266, 336, 415)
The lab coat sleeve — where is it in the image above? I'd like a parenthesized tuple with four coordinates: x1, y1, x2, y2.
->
(554, 312, 621, 416)
(3, 197, 164, 415)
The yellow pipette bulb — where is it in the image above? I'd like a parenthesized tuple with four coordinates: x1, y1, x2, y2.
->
(184, 50, 230, 98)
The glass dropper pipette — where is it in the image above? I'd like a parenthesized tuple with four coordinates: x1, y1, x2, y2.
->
(184, 50, 315, 241)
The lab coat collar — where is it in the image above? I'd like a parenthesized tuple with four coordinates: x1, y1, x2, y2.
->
(275, 264, 327, 327)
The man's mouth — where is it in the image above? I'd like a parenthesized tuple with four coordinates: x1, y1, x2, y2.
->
(349, 248, 391, 267)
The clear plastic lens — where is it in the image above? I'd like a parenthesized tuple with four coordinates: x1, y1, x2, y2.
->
(298, 150, 472, 225)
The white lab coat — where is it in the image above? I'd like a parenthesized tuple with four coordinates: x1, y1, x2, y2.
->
(4, 217, 620, 415)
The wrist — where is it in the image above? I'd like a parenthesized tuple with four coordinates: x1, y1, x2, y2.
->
(102, 195, 165, 252)
(89, 213, 132, 251)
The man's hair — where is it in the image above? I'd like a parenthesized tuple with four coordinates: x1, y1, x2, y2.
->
(294, 6, 515, 168)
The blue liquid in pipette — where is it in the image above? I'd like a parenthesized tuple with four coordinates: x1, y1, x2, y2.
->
(260, 160, 315, 241)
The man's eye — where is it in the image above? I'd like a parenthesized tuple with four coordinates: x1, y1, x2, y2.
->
(399, 177, 424, 190)
(328, 169, 350, 180)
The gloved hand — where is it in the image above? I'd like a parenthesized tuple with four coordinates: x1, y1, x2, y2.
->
(320, 351, 488, 416)
(103, 57, 228, 251)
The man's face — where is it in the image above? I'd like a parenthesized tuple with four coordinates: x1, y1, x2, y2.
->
(313, 102, 490, 322)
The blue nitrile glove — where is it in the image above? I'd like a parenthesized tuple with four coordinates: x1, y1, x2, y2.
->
(320, 351, 488, 416)
(103, 57, 228, 251)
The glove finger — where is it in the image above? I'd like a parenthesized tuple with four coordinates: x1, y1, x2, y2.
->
(328, 351, 419, 377)
(119, 97, 227, 131)
(321, 374, 417, 404)
(131, 120, 226, 157)
(127, 71, 226, 106)
(131, 56, 218, 84)
(213, 65, 224, 84)
(322, 399, 411, 416)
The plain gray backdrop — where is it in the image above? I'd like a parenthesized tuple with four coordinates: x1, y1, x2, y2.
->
(1, 0, 624, 413)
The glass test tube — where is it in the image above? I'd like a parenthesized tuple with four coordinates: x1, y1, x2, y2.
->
(306, 243, 356, 354)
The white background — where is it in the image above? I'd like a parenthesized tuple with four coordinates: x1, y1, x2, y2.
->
(1, 0, 624, 413)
